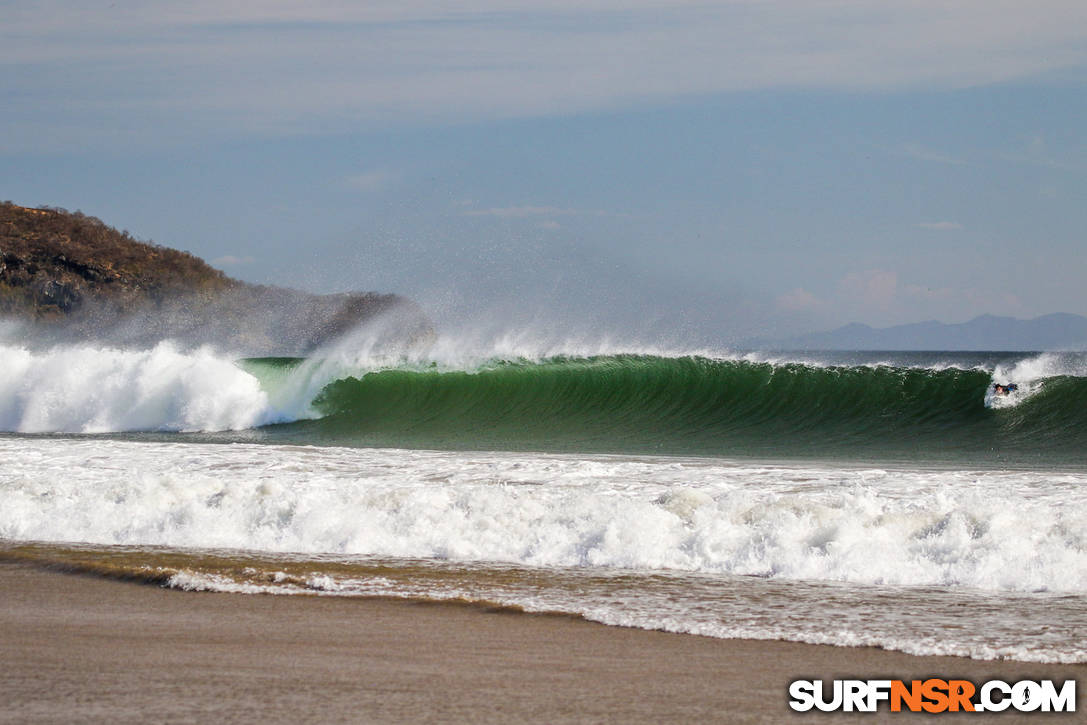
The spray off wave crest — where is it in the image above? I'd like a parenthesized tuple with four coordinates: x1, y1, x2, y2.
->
(0, 329, 722, 435)
(4, 332, 1087, 464)
(0, 340, 277, 433)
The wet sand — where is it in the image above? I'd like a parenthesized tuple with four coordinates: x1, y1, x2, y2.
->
(0, 561, 1083, 724)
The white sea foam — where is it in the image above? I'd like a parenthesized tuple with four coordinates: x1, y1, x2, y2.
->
(151, 557, 1087, 663)
(5, 437, 1084, 662)
(983, 352, 1087, 408)
(2, 438, 1085, 593)
(994, 352, 1087, 381)
(0, 341, 276, 433)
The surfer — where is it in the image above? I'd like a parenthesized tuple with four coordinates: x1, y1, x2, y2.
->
(992, 383, 1018, 396)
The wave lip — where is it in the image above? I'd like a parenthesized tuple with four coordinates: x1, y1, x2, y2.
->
(0, 341, 276, 433)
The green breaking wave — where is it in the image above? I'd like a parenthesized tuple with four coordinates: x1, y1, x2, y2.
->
(238, 355, 1087, 465)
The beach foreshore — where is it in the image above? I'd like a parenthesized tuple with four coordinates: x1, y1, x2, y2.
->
(1, 561, 1082, 724)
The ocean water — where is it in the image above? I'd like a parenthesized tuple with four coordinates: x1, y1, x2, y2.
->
(1, 334, 1085, 663)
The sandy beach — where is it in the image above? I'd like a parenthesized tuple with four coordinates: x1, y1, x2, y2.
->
(0, 561, 1082, 724)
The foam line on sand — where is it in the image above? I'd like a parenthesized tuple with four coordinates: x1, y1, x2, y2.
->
(0, 562, 1083, 724)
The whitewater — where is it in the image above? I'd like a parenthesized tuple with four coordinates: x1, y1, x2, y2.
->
(2, 335, 1086, 663)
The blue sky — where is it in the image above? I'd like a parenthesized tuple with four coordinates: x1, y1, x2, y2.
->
(4, 1, 1087, 343)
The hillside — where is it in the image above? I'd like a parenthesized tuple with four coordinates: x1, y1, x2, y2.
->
(1, 203, 235, 317)
(0, 202, 431, 353)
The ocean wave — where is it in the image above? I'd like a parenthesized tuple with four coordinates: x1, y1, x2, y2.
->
(248, 351, 1087, 461)
(3, 340, 1087, 462)
(0, 341, 275, 433)
(3, 438, 1086, 594)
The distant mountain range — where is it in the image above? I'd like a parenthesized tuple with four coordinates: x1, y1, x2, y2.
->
(754, 313, 1087, 351)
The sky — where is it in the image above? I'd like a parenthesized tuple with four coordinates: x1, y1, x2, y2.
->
(4, 1, 1087, 344)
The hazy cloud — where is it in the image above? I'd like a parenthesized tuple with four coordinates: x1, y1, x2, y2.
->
(212, 255, 256, 267)
(776, 287, 824, 313)
(995, 135, 1087, 172)
(6, 1, 1087, 150)
(345, 169, 395, 192)
(799, 271, 1032, 327)
(897, 144, 968, 166)
(462, 206, 580, 218)
(918, 221, 963, 230)
(839, 269, 900, 311)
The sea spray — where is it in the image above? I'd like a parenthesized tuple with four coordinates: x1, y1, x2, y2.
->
(3, 342, 1087, 463)
(0, 341, 274, 433)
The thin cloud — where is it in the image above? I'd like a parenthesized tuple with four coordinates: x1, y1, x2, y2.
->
(839, 269, 899, 311)
(211, 255, 255, 267)
(463, 206, 580, 218)
(897, 144, 968, 166)
(461, 204, 611, 219)
(995, 136, 1086, 172)
(776, 287, 824, 313)
(6, 2, 1087, 151)
(823, 270, 1029, 326)
(345, 169, 395, 192)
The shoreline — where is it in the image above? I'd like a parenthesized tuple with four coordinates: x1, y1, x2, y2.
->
(2, 562, 1083, 723)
